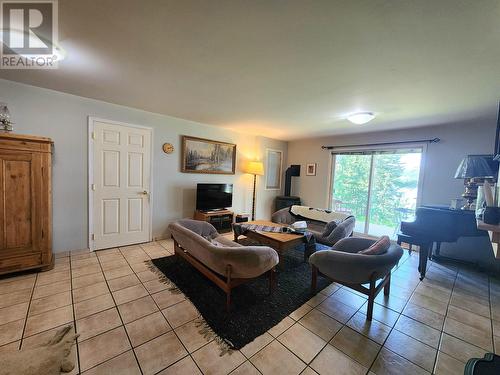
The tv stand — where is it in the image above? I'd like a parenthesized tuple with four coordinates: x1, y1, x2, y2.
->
(200, 208, 226, 213)
(194, 210, 234, 233)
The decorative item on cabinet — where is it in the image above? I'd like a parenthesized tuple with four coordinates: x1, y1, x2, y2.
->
(0, 133, 53, 275)
(0, 103, 13, 132)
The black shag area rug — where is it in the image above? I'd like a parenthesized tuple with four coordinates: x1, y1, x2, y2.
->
(151, 245, 330, 349)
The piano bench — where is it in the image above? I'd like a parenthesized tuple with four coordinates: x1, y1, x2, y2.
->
(396, 233, 426, 253)
(396, 233, 440, 257)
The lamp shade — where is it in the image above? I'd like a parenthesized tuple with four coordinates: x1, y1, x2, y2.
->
(244, 161, 264, 175)
(454, 155, 495, 179)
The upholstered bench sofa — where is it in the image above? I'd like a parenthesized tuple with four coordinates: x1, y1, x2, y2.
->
(168, 219, 279, 310)
(272, 206, 355, 246)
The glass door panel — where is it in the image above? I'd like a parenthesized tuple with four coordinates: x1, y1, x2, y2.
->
(332, 149, 422, 238)
(332, 154, 371, 233)
(368, 152, 421, 238)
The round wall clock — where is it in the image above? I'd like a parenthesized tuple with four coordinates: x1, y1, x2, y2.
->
(162, 143, 174, 154)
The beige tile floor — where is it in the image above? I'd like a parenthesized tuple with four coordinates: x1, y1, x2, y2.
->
(1, 237, 500, 375)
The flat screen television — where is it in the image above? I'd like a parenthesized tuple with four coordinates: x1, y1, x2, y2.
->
(196, 183, 233, 211)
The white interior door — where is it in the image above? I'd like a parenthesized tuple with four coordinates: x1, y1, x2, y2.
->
(90, 119, 152, 250)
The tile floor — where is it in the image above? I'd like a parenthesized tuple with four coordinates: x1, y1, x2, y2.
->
(1, 237, 499, 375)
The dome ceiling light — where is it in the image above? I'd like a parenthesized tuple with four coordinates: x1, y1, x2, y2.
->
(347, 112, 376, 125)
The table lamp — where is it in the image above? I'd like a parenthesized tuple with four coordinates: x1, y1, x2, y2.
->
(454, 155, 495, 210)
(244, 161, 264, 220)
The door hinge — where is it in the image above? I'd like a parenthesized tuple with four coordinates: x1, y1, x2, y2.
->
(91, 131, 96, 140)
(91, 184, 96, 191)
(91, 234, 95, 241)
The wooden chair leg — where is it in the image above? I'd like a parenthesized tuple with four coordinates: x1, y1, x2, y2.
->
(366, 298, 374, 320)
(173, 240, 181, 260)
(366, 278, 376, 321)
(384, 274, 391, 296)
(304, 243, 315, 262)
(311, 265, 318, 293)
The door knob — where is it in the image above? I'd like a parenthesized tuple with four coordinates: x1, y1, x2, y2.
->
(139, 190, 149, 195)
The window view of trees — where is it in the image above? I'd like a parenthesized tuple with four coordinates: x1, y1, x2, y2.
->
(332, 150, 421, 237)
(332, 154, 370, 231)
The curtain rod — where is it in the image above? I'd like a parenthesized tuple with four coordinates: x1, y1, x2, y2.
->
(321, 137, 440, 150)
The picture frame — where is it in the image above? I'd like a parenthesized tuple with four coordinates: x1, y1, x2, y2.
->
(306, 163, 317, 176)
(265, 149, 283, 190)
(181, 136, 236, 174)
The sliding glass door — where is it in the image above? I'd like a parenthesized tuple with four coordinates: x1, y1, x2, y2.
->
(331, 148, 422, 238)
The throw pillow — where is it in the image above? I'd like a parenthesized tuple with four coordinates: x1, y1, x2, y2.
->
(358, 236, 391, 255)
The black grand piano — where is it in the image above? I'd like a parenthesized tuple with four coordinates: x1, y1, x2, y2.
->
(397, 205, 487, 279)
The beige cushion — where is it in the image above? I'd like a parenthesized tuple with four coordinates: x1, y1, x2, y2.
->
(358, 236, 391, 255)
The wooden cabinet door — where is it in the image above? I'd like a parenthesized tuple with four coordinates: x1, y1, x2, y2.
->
(0, 152, 38, 255)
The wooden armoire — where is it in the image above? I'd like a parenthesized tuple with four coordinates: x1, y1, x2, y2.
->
(0, 133, 53, 275)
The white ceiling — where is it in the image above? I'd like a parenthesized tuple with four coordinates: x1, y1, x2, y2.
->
(1, 0, 499, 140)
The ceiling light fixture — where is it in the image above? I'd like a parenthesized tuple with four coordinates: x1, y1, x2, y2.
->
(347, 112, 376, 125)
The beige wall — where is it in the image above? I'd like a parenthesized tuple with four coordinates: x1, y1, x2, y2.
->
(288, 120, 497, 209)
(0, 79, 287, 252)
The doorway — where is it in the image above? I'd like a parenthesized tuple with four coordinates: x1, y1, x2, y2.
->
(88, 118, 153, 250)
(331, 147, 423, 238)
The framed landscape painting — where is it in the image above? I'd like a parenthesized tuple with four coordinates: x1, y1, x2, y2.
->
(181, 136, 236, 174)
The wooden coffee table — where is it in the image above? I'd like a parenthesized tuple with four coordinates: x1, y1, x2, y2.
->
(233, 220, 314, 265)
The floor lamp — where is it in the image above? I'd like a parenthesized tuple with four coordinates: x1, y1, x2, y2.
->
(244, 161, 264, 221)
